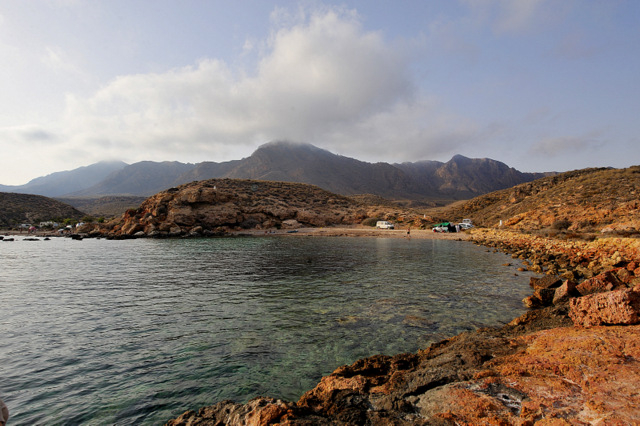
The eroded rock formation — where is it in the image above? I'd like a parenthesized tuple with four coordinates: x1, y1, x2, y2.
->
(90, 179, 392, 238)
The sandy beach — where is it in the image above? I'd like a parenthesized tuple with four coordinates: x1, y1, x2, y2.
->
(233, 225, 471, 240)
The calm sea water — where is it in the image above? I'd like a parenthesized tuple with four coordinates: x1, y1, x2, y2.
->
(0, 235, 536, 425)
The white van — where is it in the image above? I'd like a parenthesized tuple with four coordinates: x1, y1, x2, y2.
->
(376, 221, 395, 229)
(459, 219, 473, 229)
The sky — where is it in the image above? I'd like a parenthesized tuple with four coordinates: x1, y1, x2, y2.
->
(1, 0, 639, 185)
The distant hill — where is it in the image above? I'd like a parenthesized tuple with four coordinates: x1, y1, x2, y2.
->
(188, 142, 422, 199)
(57, 196, 147, 218)
(397, 154, 548, 199)
(0, 161, 127, 197)
(0, 142, 551, 202)
(0, 192, 86, 228)
(437, 165, 640, 233)
(69, 161, 196, 196)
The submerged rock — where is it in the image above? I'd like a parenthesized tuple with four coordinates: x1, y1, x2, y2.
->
(168, 312, 640, 425)
(171, 307, 631, 425)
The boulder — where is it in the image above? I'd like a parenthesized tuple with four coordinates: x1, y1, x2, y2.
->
(166, 397, 296, 426)
(576, 270, 624, 296)
(533, 288, 555, 306)
(552, 280, 578, 305)
(615, 267, 634, 285)
(282, 219, 302, 229)
(569, 288, 640, 327)
(529, 275, 562, 290)
(522, 295, 543, 309)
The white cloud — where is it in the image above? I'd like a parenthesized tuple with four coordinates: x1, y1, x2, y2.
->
(529, 131, 605, 157)
(0, 125, 59, 146)
(61, 7, 444, 164)
(42, 46, 85, 77)
(462, 0, 554, 34)
(494, 0, 546, 33)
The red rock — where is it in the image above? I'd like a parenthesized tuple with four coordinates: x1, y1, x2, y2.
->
(569, 288, 640, 327)
(576, 270, 624, 296)
(522, 295, 542, 308)
(533, 288, 555, 306)
(616, 267, 634, 284)
(475, 325, 640, 424)
(165, 397, 295, 426)
(529, 275, 562, 290)
(553, 280, 578, 305)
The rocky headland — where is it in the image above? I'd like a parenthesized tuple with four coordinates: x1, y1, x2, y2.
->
(84, 178, 409, 238)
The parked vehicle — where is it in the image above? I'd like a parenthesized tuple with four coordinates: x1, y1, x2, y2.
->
(459, 219, 473, 229)
(432, 222, 450, 232)
(376, 221, 395, 229)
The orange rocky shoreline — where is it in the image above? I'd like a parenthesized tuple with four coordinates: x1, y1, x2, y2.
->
(166, 228, 640, 425)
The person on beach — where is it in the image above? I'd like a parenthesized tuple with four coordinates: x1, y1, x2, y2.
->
(0, 398, 9, 426)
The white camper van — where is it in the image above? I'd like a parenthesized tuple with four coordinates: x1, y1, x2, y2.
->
(459, 219, 473, 229)
(376, 221, 395, 229)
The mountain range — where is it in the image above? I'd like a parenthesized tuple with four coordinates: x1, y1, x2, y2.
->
(0, 141, 552, 203)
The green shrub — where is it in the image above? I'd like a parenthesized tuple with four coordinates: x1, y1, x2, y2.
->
(551, 219, 572, 230)
(361, 217, 380, 227)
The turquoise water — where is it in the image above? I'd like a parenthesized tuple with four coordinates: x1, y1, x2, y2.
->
(0, 236, 536, 424)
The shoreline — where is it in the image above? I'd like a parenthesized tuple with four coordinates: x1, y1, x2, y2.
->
(1, 225, 471, 241)
(233, 225, 471, 241)
(166, 228, 640, 425)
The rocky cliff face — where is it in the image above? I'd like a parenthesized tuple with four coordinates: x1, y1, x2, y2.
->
(94, 178, 383, 238)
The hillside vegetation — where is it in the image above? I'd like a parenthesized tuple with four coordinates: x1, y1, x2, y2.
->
(0, 192, 86, 227)
(57, 196, 147, 218)
(436, 166, 640, 235)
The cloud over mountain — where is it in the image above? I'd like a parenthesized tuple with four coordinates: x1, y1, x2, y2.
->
(63, 8, 439, 164)
(1, 1, 637, 185)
